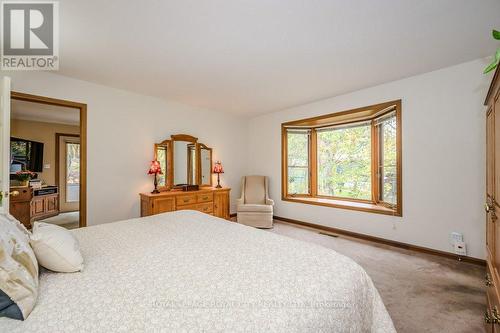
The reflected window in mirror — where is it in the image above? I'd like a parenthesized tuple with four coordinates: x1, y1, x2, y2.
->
(188, 144, 196, 185)
(200, 145, 212, 186)
(155, 145, 168, 187)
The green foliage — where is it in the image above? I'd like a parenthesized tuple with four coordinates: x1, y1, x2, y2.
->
(317, 125, 371, 200)
(66, 143, 80, 185)
(286, 116, 397, 202)
(287, 132, 309, 194)
(493, 30, 500, 40)
(484, 29, 500, 74)
(380, 117, 397, 204)
(156, 148, 166, 185)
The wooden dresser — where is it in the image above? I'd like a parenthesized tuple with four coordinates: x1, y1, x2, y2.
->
(140, 187, 230, 219)
(10, 186, 59, 228)
(485, 66, 500, 331)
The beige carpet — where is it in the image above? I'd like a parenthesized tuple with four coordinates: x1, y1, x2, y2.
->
(265, 220, 485, 333)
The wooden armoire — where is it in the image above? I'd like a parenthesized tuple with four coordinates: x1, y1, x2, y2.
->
(485, 65, 500, 331)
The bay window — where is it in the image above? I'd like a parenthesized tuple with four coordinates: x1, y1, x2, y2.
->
(281, 100, 402, 216)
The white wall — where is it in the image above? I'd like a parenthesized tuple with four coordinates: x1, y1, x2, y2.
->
(247, 59, 490, 259)
(1, 71, 248, 225)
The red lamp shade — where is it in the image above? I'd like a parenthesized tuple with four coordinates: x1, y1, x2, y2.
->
(213, 161, 224, 174)
(148, 160, 162, 175)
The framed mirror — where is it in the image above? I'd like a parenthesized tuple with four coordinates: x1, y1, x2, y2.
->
(154, 134, 213, 190)
(198, 143, 212, 186)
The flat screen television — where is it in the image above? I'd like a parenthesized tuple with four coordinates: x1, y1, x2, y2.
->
(10, 137, 44, 173)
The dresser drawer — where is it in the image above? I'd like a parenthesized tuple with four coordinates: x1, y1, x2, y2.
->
(140, 188, 230, 219)
(177, 203, 198, 211)
(176, 194, 197, 206)
(11, 187, 32, 202)
(197, 202, 213, 214)
(197, 193, 213, 203)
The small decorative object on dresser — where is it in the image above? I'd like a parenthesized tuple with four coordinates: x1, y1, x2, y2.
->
(14, 170, 36, 187)
(213, 161, 224, 188)
(140, 187, 231, 219)
(148, 160, 162, 194)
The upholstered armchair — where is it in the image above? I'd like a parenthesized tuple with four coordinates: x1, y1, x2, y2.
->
(236, 176, 274, 228)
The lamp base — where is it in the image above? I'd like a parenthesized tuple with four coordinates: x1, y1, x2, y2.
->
(152, 174, 160, 194)
(215, 172, 222, 189)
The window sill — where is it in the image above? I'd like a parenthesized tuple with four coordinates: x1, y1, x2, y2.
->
(282, 196, 401, 216)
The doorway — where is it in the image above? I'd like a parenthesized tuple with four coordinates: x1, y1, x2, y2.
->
(10, 92, 87, 228)
(57, 134, 80, 212)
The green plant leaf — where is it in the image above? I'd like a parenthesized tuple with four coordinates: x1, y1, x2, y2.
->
(494, 29, 500, 40)
(484, 59, 499, 74)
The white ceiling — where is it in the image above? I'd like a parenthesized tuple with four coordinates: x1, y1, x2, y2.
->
(11, 99, 80, 125)
(57, 0, 500, 115)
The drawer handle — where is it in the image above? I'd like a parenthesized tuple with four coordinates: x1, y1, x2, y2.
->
(203, 207, 208, 211)
(486, 309, 495, 324)
(183, 199, 190, 203)
(492, 306, 500, 324)
(202, 196, 209, 200)
(485, 305, 500, 324)
(486, 273, 493, 287)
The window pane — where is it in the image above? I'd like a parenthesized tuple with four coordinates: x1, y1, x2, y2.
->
(287, 130, 309, 194)
(66, 143, 80, 202)
(317, 124, 371, 200)
(379, 115, 397, 205)
(288, 167, 309, 194)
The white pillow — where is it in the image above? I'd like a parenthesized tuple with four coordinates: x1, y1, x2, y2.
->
(0, 213, 39, 320)
(30, 222, 84, 273)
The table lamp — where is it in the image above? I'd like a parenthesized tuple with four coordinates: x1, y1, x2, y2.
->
(148, 160, 163, 194)
(213, 161, 224, 188)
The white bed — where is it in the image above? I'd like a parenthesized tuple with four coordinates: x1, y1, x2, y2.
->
(0, 210, 395, 332)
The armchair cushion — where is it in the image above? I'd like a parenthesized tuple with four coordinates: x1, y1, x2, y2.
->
(237, 204, 273, 213)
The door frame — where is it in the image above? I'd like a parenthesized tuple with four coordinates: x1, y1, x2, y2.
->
(11, 91, 87, 227)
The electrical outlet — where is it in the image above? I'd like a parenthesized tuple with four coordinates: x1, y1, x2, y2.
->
(453, 241, 467, 256)
(450, 232, 463, 245)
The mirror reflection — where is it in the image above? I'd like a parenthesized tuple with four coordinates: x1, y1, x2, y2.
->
(155, 144, 168, 187)
(187, 144, 197, 185)
(173, 141, 196, 185)
(200, 146, 212, 186)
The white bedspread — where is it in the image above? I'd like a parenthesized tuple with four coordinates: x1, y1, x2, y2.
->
(0, 210, 395, 332)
